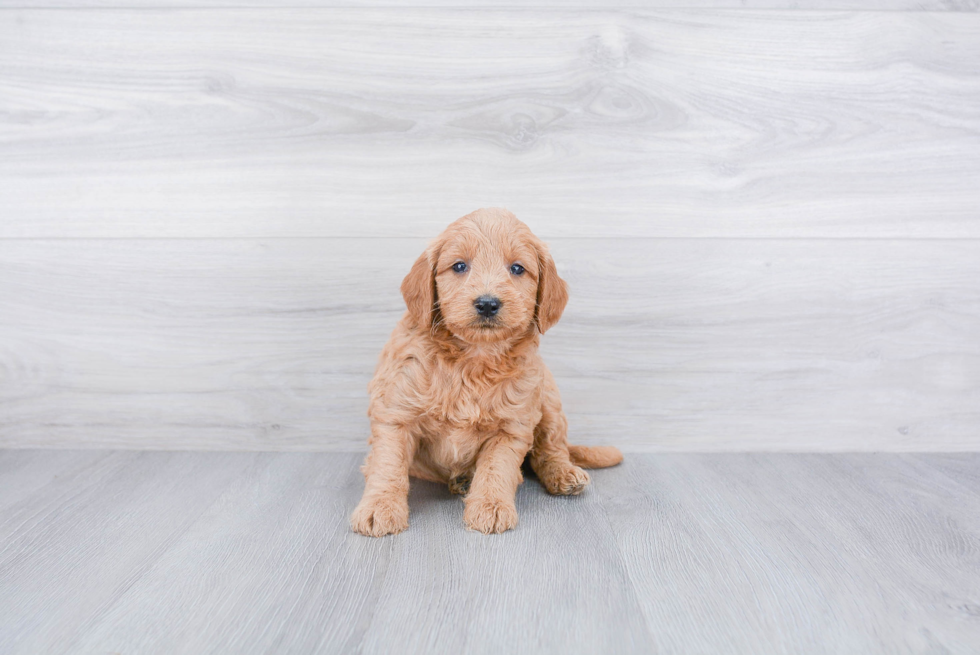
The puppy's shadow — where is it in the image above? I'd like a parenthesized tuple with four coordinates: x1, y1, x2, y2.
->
(405, 478, 462, 532)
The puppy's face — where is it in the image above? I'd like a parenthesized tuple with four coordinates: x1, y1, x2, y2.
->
(434, 221, 539, 343)
(401, 209, 568, 344)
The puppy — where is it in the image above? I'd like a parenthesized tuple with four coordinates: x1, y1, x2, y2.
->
(351, 208, 622, 536)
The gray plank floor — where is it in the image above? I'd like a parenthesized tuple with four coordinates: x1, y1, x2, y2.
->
(4, 2, 976, 9)
(1, 451, 978, 654)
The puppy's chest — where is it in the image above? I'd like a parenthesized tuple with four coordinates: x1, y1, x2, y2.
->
(424, 366, 538, 430)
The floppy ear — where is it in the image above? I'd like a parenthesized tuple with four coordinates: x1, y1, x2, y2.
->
(401, 247, 437, 328)
(534, 241, 569, 334)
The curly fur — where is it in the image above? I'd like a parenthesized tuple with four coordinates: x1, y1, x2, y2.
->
(350, 208, 622, 536)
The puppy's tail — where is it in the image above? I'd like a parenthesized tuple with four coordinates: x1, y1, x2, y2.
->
(568, 445, 623, 469)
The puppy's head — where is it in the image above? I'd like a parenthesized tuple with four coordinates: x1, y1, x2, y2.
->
(401, 208, 568, 344)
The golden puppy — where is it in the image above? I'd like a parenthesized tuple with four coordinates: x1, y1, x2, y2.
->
(351, 208, 622, 536)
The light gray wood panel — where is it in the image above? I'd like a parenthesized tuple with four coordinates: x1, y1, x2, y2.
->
(358, 463, 653, 654)
(2, 238, 978, 451)
(63, 453, 654, 654)
(65, 453, 395, 654)
(0, 449, 108, 513)
(601, 454, 980, 654)
(2, 451, 979, 653)
(2, 10, 978, 238)
(2, 1, 976, 9)
(0, 451, 258, 654)
(911, 453, 980, 496)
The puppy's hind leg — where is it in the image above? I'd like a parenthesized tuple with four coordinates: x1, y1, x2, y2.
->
(530, 388, 591, 496)
(350, 422, 416, 537)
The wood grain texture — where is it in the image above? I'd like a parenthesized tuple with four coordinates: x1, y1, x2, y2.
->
(65, 452, 393, 654)
(0, 449, 108, 513)
(601, 453, 980, 654)
(357, 463, 653, 654)
(2, 1, 977, 9)
(0, 451, 260, 654)
(909, 453, 980, 498)
(1, 451, 979, 654)
(1, 10, 978, 238)
(1, 238, 978, 451)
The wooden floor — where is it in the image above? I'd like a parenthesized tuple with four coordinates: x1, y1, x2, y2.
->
(1, 450, 978, 654)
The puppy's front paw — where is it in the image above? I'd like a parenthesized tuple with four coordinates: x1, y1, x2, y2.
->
(350, 496, 409, 537)
(540, 464, 590, 496)
(463, 496, 518, 534)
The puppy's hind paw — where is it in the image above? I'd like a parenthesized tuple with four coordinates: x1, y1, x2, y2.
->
(448, 474, 472, 496)
(350, 496, 409, 537)
(540, 465, 590, 496)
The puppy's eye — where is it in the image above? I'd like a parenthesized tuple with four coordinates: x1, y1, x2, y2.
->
(452, 261, 467, 273)
(510, 263, 525, 276)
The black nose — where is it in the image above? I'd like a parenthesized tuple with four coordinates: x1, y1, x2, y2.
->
(474, 295, 501, 318)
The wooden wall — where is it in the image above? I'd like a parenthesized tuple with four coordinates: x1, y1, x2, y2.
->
(1, 3, 978, 450)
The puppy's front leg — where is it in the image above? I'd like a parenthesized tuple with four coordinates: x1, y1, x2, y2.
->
(351, 423, 415, 537)
(463, 433, 531, 534)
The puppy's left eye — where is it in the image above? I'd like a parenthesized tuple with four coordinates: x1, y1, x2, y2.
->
(510, 264, 525, 276)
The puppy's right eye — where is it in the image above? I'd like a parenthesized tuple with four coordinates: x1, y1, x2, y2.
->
(452, 261, 467, 273)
